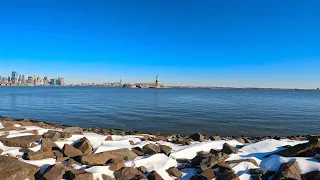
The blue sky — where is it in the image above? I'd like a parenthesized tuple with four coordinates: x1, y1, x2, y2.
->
(0, 0, 319, 88)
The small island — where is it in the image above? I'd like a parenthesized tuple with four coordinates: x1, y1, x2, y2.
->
(123, 75, 165, 88)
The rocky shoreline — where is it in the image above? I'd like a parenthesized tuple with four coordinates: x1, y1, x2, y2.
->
(0, 116, 319, 180)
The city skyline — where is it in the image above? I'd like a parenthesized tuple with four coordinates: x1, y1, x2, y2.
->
(0, 71, 65, 86)
(0, 1, 320, 88)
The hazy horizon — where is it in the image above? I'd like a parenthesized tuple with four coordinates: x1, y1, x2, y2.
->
(0, 1, 319, 89)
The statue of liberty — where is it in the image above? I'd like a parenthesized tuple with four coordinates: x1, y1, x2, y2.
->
(155, 74, 160, 87)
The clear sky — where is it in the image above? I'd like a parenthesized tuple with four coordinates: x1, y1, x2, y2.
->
(0, 0, 319, 88)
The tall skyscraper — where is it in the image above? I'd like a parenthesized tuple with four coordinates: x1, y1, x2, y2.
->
(51, 79, 57, 85)
(58, 77, 65, 85)
(11, 71, 18, 83)
(18, 74, 22, 83)
(21, 75, 26, 83)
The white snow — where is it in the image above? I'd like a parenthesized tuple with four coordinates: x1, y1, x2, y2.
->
(0, 122, 319, 180)
(170, 140, 243, 160)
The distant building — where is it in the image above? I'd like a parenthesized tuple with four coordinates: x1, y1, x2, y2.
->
(26, 76, 32, 85)
(2, 77, 7, 83)
(11, 71, 18, 83)
(18, 74, 22, 83)
(58, 77, 65, 85)
(50, 79, 58, 85)
(21, 75, 26, 83)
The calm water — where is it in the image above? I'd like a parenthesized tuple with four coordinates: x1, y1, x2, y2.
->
(0, 86, 319, 136)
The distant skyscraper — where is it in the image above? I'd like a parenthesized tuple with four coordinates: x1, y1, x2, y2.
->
(21, 75, 26, 83)
(58, 77, 65, 85)
(11, 71, 18, 83)
(51, 79, 57, 85)
(18, 74, 22, 83)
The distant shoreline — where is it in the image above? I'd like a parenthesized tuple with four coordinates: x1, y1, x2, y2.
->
(0, 85, 319, 91)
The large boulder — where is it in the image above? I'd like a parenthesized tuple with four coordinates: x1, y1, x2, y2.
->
(216, 168, 239, 180)
(0, 135, 42, 148)
(159, 145, 172, 156)
(200, 152, 229, 171)
(25, 138, 57, 160)
(273, 161, 302, 180)
(64, 168, 93, 180)
(143, 144, 161, 155)
(276, 138, 320, 157)
(42, 130, 61, 141)
(0, 155, 40, 180)
(41, 138, 59, 151)
(132, 147, 144, 156)
(109, 162, 125, 171)
(66, 158, 82, 167)
(189, 133, 205, 142)
(147, 171, 164, 180)
(63, 127, 83, 135)
(63, 144, 84, 157)
(73, 137, 93, 155)
(79, 148, 138, 165)
(221, 143, 238, 154)
(114, 167, 147, 180)
(166, 167, 182, 179)
(26, 149, 55, 160)
(209, 136, 221, 141)
(42, 163, 66, 180)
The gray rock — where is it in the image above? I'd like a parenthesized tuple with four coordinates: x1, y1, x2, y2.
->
(25, 138, 57, 160)
(200, 153, 229, 171)
(42, 163, 66, 180)
(63, 127, 83, 135)
(114, 167, 147, 180)
(143, 144, 161, 155)
(79, 148, 138, 165)
(0, 135, 42, 148)
(189, 133, 205, 142)
(221, 143, 238, 154)
(272, 161, 302, 180)
(159, 145, 172, 156)
(166, 167, 182, 179)
(42, 130, 61, 141)
(132, 147, 144, 156)
(0, 155, 40, 180)
(276, 138, 320, 157)
(64, 169, 93, 180)
(73, 137, 93, 155)
(63, 144, 84, 157)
